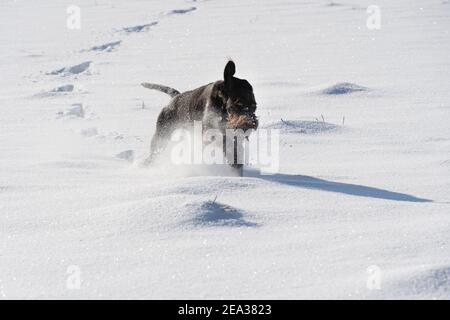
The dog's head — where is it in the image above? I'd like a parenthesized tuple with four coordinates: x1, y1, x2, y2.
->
(218, 61, 258, 132)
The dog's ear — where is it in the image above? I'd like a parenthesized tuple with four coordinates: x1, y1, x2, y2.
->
(224, 60, 235, 90)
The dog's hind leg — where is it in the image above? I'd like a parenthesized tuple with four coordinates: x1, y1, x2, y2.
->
(144, 124, 174, 166)
(144, 108, 176, 166)
(143, 134, 168, 166)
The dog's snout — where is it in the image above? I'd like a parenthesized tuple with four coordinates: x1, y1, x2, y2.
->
(226, 112, 258, 131)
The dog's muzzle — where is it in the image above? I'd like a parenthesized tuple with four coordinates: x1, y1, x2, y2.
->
(226, 113, 258, 132)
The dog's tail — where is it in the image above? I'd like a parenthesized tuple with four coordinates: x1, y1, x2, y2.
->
(141, 82, 180, 98)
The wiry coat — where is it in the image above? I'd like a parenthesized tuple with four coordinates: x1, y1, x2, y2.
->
(142, 61, 258, 175)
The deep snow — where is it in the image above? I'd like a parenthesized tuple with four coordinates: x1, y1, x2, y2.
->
(0, 0, 449, 299)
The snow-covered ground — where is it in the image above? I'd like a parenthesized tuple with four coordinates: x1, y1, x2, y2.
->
(1, 0, 449, 299)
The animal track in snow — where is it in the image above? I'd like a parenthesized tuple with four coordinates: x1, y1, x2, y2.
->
(57, 103, 95, 119)
(47, 61, 91, 76)
(326, 1, 344, 7)
(57, 103, 85, 118)
(115, 150, 134, 162)
(121, 22, 158, 33)
(33, 84, 77, 98)
(88, 41, 121, 52)
(21, 49, 44, 58)
(166, 7, 197, 15)
(51, 84, 74, 93)
(79, 127, 98, 137)
(94, 131, 143, 145)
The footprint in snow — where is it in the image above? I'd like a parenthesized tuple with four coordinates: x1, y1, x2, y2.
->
(79, 127, 98, 137)
(57, 103, 85, 118)
(121, 22, 158, 33)
(57, 103, 94, 119)
(32, 84, 75, 98)
(87, 41, 121, 52)
(21, 50, 45, 58)
(166, 7, 197, 15)
(47, 61, 91, 76)
(51, 84, 74, 93)
(115, 150, 134, 162)
(326, 1, 344, 7)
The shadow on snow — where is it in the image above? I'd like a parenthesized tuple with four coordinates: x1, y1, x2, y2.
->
(247, 170, 432, 203)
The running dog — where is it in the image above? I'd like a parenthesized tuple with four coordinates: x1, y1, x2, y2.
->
(142, 60, 258, 176)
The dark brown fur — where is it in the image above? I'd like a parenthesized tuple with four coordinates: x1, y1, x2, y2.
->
(143, 61, 258, 175)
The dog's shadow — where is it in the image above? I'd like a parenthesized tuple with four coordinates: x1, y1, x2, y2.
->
(245, 169, 432, 203)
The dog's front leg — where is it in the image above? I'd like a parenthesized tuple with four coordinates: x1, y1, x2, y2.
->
(232, 137, 244, 177)
(202, 102, 224, 131)
(223, 133, 244, 177)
